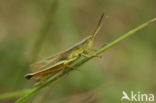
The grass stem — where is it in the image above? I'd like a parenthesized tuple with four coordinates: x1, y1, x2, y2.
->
(14, 18, 156, 103)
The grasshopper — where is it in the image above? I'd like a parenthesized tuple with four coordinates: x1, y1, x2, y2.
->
(25, 13, 104, 86)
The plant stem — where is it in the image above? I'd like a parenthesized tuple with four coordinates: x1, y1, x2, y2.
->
(14, 18, 156, 103)
(95, 18, 156, 56)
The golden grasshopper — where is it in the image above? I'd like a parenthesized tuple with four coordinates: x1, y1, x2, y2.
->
(25, 13, 104, 86)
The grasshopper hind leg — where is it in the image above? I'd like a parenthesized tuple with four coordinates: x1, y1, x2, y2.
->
(33, 73, 55, 86)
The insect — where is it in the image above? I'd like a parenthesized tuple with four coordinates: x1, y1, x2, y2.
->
(25, 13, 104, 86)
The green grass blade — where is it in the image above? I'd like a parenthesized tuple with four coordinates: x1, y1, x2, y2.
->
(14, 18, 156, 103)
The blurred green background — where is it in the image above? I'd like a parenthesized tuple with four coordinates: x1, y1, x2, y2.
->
(0, 0, 156, 103)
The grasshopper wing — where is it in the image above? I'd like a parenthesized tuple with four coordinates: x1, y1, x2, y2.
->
(25, 56, 77, 86)
(25, 61, 68, 86)
(30, 51, 66, 72)
(25, 47, 78, 86)
(30, 56, 57, 73)
(26, 61, 66, 79)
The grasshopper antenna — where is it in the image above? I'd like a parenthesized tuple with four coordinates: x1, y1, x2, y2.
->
(91, 13, 105, 39)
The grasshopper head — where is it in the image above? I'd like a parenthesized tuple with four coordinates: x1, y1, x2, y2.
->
(87, 36, 94, 50)
(72, 13, 104, 55)
(81, 36, 94, 54)
(83, 13, 104, 53)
